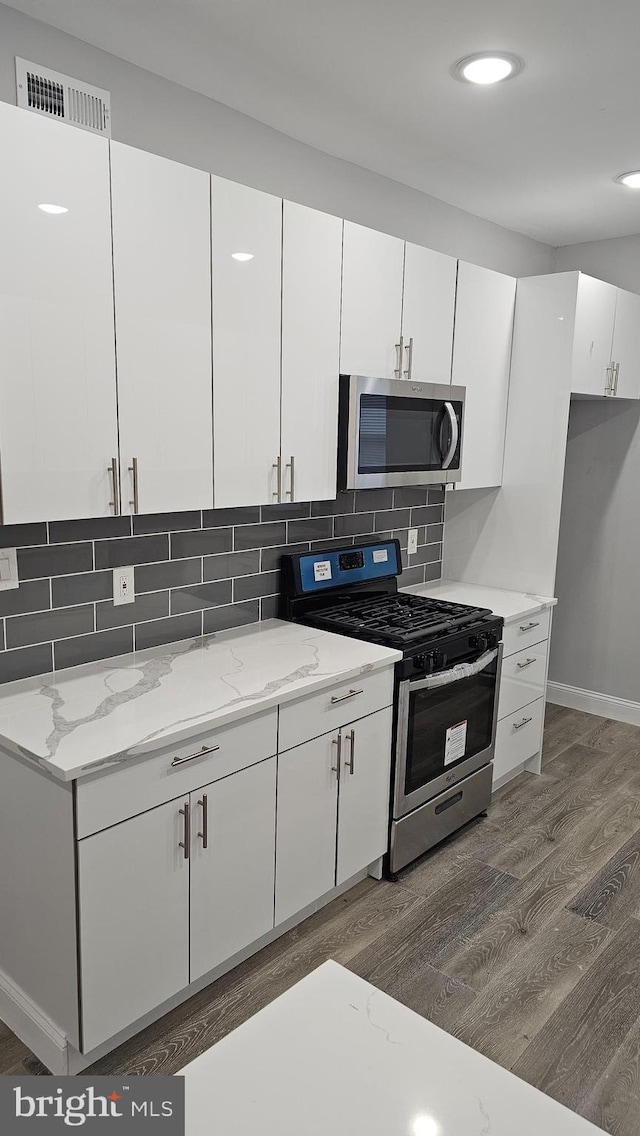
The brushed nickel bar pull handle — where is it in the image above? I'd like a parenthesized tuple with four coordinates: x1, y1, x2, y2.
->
(108, 457, 120, 515)
(605, 365, 613, 395)
(513, 716, 533, 731)
(403, 337, 414, 380)
(272, 455, 282, 501)
(197, 793, 208, 850)
(178, 802, 190, 859)
(519, 621, 540, 632)
(345, 728, 356, 775)
(394, 335, 404, 378)
(331, 734, 342, 778)
(614, 361, 620, 396)
(516, 657, 536, 670)
(128, 456, 139, 514)
(285, 455, 295, 501)
(330, 687, 364, 704)
(171, 743, 220, 768)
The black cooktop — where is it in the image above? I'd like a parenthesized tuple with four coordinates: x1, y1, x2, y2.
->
(303, 590, 493, 648)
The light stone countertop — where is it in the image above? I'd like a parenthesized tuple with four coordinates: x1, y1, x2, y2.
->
(403, 577, 557, 624)
(0, 619, 400, 782)
(180, 960, 603, 1136)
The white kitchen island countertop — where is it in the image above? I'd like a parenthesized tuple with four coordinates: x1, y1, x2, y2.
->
(0, 619, 400, 782)
(180, 960, 603, 1136)
(403, 577, 556, 624)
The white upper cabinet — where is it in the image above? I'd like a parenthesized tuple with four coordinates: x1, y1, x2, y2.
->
(610, 287, 640, 399)
(571, 274, 618, 397)
(212, 176, 282, 508)
(0, 103, 118, 523)
(340, 221, 405, 378)
(110, 144, 213, 514)
(452, 262, 516, 491)
(401, 244, 457, 383)
(281, 202, 343, 503)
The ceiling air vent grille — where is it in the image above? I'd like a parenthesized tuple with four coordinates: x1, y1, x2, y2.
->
(15, 58, 111, 137)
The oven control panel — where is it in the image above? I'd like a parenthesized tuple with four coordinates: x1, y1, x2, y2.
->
(286, 539, 401, 595)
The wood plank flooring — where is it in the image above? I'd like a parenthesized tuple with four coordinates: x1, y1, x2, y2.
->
(3, 703, 640, 1134)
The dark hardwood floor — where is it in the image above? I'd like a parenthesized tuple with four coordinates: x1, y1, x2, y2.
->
(3, 703, 640, 1132)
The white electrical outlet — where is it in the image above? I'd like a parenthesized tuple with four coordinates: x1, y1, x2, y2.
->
(407, 528, 418, 556)
(113, 566, 135, 606)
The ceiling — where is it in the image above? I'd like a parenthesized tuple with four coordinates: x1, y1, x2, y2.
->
(6, 0, 640, 246)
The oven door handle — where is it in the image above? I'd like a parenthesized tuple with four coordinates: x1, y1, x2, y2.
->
(408, 648, 499, 691)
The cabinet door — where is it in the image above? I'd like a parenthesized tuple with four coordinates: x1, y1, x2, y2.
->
(611, 288, 640, 399)
(275, 733, 339, 925)
(336, 708, 393, 886)
(111, 144, 213, 513)
(190, 757, 276, 982)
(212, 176, 282, 507)
(77, 797, 189, 1052)
(401, 244, 457, 383)
(571, 274, 617, 396)
(340, 221, 405, 379)
(451, 262, 516, 490)
(0, 103, 118, 523)
(281, 202, 343, 502)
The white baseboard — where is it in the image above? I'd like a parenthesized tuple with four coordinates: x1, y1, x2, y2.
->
(0, 966, 69, 1074)
(547, 681, 640, 727)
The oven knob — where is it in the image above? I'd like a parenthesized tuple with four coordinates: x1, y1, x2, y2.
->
(487, 631, 499, 649)
(413, 654, 427, 671)
(470, 633, 488, 651)
(431, 649, 445, 670)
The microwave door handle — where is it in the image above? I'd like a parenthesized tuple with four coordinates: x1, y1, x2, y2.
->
(441, 402, 459, 470)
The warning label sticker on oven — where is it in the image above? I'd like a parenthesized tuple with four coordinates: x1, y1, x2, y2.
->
(444, 720, 468, 766)
(313, 560, 332, 582)
(373, 549, 388, 563)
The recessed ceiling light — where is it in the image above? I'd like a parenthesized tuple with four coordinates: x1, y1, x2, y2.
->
(38, 203, 69, 214)
(231, 252, 254, 261)
(615, 171, 640, 188)
(453, 52, 523, 85)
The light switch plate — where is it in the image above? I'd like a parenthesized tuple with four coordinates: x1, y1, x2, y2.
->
(407, 528, 418, 556)
(113, 566, 135, 606)
(0, 547, 19, 590)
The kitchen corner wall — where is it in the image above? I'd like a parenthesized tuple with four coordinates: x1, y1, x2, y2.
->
(0, 487, 443, 685)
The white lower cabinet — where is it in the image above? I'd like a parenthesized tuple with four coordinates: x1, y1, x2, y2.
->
(492, 615, 551, 789)
(275, 706, 393, 925)
(78, 796, 190, 1053)
(190, 757, 276, 981)
(336, 708, 393, 886)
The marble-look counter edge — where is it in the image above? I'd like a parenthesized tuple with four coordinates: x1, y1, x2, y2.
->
(402, 578, 557, 624)
(0, 622, 401, 784)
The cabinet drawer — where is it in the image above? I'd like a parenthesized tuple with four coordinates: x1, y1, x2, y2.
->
(76, 708, 277, 838)
(498, 641, 548, 720)
(502, 609, 551, 657)
(278, 668, 394, 752)
(493, 698, 544, 784)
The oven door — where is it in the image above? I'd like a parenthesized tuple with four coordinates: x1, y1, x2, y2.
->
(394, 645, 502, 819)
(341, 375, 465, 490)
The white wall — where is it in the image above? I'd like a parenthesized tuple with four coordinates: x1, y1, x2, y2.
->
(549, 236, 640, 707)
(0, 2, 552, 277)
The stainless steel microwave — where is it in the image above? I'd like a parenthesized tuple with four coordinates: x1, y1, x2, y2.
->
(337, 375, 466, 490)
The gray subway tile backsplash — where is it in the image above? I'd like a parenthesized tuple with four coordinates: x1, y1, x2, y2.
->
(6, 604, 94, 650)
(135, 558, 202, 594)
(49, 516, 131, 544)
(18, 542, 94, 580)
(54, 627, 133, 670)
(0, 579, 51, 618)
(0, 486, 443, 683)
(95, 534, 169, 569)
(135, 612, 202, 652)
(96, 591, 170, 631)
(170, 580, 232, 614)
(0, 643, 53, 683)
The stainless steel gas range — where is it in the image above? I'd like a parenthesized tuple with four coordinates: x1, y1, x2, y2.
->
(280, 539, 503, 875)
